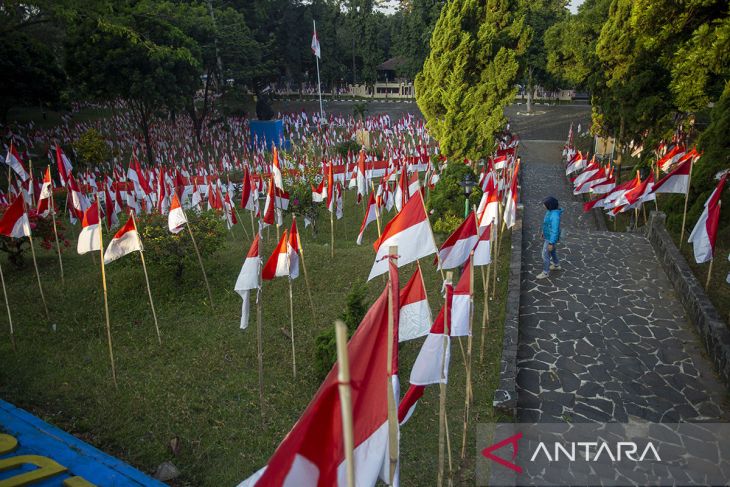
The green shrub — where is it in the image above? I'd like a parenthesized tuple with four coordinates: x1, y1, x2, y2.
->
(433, 213, 464, 236)
(134, 210, 226, 280)
(314, 280, 369, 379)
(73, 128, 112, 168)
(427, 162, 482, 226)
(333, 139, 362, 158)
(0, 207, 69, 269)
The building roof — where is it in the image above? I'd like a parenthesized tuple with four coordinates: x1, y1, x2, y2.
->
(377, 56, 407, 72)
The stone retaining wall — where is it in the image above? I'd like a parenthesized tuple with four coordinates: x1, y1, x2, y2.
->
(492, 206, 522, 417)
(646, 212, 730, 387)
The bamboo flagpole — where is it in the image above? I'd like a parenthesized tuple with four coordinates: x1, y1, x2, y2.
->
(705, 201, 719, 289)
(288, 272, 297, 378)
(679, 158, 694, 249)
(461, 253, 475, 460)
(479, 222, 494, 363)
(24, 211, 50, 323)
(97, 200, 117, 387)
(256, 283, 265, 415)
(438, 271, 453, 487)
(335, 319, 356, 487)
(386, 246, 399, 484)
(47, 165, 65, 285)
(186, 219, 214, 307)
(330, 207, 335, 258)
(293, 216, 316, 320)
(0, 260, 15, 350)
(131, 213, 161, 344)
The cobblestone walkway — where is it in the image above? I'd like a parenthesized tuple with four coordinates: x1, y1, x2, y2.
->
(516, 140, 728, 422)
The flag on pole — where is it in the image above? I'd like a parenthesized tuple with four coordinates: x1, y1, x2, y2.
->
(288, 219, 301, 279)
(234, 235, 261, 330)
(503, 161, 520, 229)
(238, 281, 396, 487)
(473, 225, 492, 266)
(688, 173, 727, 264)
(651, 157, 692, 194)
(77, 201, 101, 254)
(104, 217, 143, 264)
(5, 144, 29, 181)
(37, 167, 53, 217)
(356, 149, 368, 203)
(450, 259, 472, 337)
(436, 212, 478, 270)
(356, 192, 378, 245)
(311, 23, 321, 58)
(55, 144, 73, 186)
(262, 230, 298, 280)
(398, 264, 432, 342)
(0, 195, 31, 238)
(368, 191, 436, 280)
(409, 282, 453, 385)
(168, 193, 187, 234)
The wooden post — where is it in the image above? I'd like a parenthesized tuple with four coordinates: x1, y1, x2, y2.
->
(48, 165, 65, 285)
(386, 246, 399, 484)
(97, 201, 117, 387)
(705, 257, 714, 290)
(186, 221, 214, 307)
(256, 286, 265, 415)
(330, 210, 335, 258)
(461, 253, 475, 459)
(335, 319, 356, 487)
(293, 216, 316, 320)
(479, 263, 490, 363)
(438, 271, 453, 487)
(0, 260, 15, 350)
(132, 215, 161, 344)
(491, 213, 500, 300)
(26, 162, 50, 322)
(679, 160, 694, 249)
(288, 276, 296, 378)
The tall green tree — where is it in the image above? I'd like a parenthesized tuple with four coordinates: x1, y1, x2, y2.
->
(416, 0, 527, 160)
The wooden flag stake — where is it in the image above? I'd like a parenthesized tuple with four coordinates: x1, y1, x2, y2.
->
(26, 161, 50, 321)
(335, 319, 356, 487)
(679, 159, 694, 249)
(706, 257, 714, 289)
(0, 260, 15, 350)
(288, 276, 297, 378)
(97, 201, 117, 387)
(256, 285, 265, 415)
(131, 214, 161, 345)
(480, 224, 494, 363)
(438, 271, 453, 487)
(330, 210, 335, 258)
(186, 220, 214, 307)
(386, 246, 399, 484)
(293, 216, 316, 320)
(48, 165, 65, 285)
(461, 253, 475, 460)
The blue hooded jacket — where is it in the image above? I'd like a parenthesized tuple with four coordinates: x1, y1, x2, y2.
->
(542, 197, 563, 244)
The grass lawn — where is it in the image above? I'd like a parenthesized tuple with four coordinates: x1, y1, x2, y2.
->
(0, 191, 511, 486)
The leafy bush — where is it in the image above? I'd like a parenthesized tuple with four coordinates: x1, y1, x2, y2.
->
(134, 210, 226, 280)
(73, 128, 112, 168)
(314, 280, 369, 379)
(427, 162, 482, 228)
(285, 162, 322, 237)
(433, 212, 465, 236)
(333, 139, 362, 158)
(0, 207, 69, 269)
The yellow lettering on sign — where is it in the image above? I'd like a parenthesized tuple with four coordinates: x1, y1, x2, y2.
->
(64, 477, 97, 487)
(0, 455, 66, 487)
(0, 435, 18, 455)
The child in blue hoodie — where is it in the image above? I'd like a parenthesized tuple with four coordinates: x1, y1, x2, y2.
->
(537, 196, 563, 279)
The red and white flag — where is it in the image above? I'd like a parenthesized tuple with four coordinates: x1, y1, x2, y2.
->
(357, 192, 378, 245)
(55, 144, 73, 186)
(5, 144, 29, 181)
(503, 161, 520, 229)
(356, 149, 368, 203)
(688, 174, 727, 264)
(0, 195, 30, 238)
(238, 279, 397, 487)
(450, 259, 472, 337)
(288, 219, 301, 279)
(272, 147, 284, 191)
(77, 201, 101, 254)
(473, 224, 492, 266)
(262, 230, 298, 280)
(311, 21, 321, 59)
(128, 154, 153, 196)
(565, 151, 587, 175)
(240, 168, 257, 212)
(409, 282, 452, 385)
(104, 217, 143, 264)
(476, 178, 499, 229)
(234, 235, 261, 330)
(168, 193, 187, 234)
(37, 167, 54, 217)
(651, 157, 692, 195)
(399, 264, 432, 342)
(437, 212, 478, 270)
(368, 191, 436, 280)
(398, 384, 425, 426)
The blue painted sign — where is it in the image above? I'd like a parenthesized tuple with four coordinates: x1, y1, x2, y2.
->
(0, 399, 166, 486)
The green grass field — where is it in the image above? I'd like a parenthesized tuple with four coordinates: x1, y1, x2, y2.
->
(0, 191, 511, 486)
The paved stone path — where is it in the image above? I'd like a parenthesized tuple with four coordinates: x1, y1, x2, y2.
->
(515, 140, 729, 423)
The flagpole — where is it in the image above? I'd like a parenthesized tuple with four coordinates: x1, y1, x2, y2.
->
(256, 284, 265, 416)
(131, 213, 161, 345)
(288, 276, 297, 378)
(294, 216, 316, 320)
(25, 163, 50, 323)
(386, 246, 399, 484)
(186, 220, 214, 307)
(97, 200, 117, 387)
(679, 159, 694, 249)
(48, 165, 65, 285)
(335, 319, 356, 487)
(314, 20, 324, 121)
(461, 253, 474, 460)
(492, 206, 501, 300)
(330, 208, 335, 259)
(438, 271, 453, 487)
(0, 260, 15, 350)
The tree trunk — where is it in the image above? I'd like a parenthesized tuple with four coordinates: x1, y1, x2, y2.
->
(615, 115, 625, 184)
(140, 108, 154, 165)
(526, 68, 534, 113)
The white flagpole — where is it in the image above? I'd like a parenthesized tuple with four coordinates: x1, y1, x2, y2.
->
(314, 20, 324, 121)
